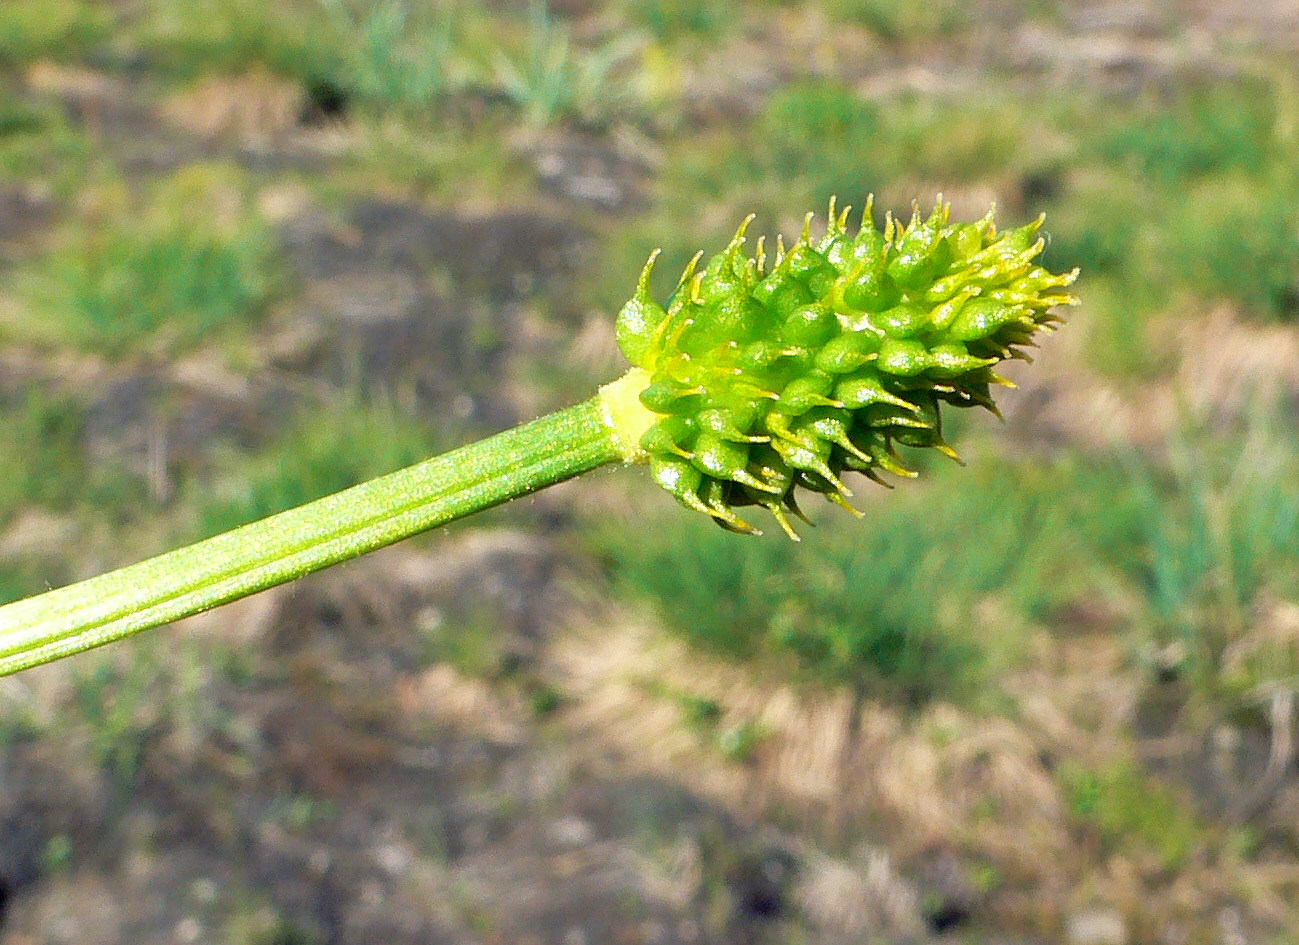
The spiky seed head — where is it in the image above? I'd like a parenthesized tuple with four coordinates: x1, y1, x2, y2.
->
(616, 197, 1078, 536)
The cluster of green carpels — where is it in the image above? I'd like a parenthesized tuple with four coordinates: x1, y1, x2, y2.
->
(616, 198, 1078, 538)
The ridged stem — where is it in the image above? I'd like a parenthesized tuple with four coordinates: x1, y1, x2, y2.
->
(0, 374, 655, 677)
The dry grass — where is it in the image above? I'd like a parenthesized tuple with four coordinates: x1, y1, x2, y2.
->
(1008, 305, 1299, 452)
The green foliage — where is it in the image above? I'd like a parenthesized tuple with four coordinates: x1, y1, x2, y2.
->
(882, 96, 1036, 183)
(0, 95, 94, 196)
(0, 98, 45, 139)
(635, 67, 1294, 399)
(493, 2, 642, 128)
(138, 0, 325, 79)
(1037, 241, 1156, 381)
(1163, 174, 1299, 321)
(134, 0, 656, 130)
(676, 691, 724, 729)
(69, 642, 226, 788)
(40, 835, 74, 875)
(351, 111, 532, 202)
(321, 0, 460, 112)
(0, 390, 149, 605)
(416, 602, 510, 678)
(0, 564, 33, 611)
(758, 81, 886, 199)
(662, 82, 1047, 227)
(716, 719, 767, 763)
(272, 792, 339, 832)
(1038, 173, 1144, 280)
(222, 894, 327, 945)
(1057, 75, 1299, 327)
(0, 390, 87, 521)
(11, 166, 281, 356)
(606, 509, 976, 703)
(0, 4, 1295, 935)
(603, 406, 1299, 708)
(825, 0, 967, 40)
(0, 0, 114, 66)
(528, 682, 565, 716)
(623, 0, 730, 41)
(1034, 77, 1299, 385)
(137, 0, 466, 116)
(1098, 81, 1278, 183)
(0, 667, 44, 743)
(601, 450, 1103, 703)
(72, 660, 152, 785)
(1120, 402, 1299, 697)
(1061, 758, 1205, 870)
(650, 684, 765, 760)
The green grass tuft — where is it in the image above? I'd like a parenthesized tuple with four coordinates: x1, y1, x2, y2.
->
(0, 95, 94, 196)
(826, 0, 968, 40)
(0, 389, 152, 604)
(1163, 173, 1299, 321)
(599, 450, 1103, 704)
(1119, 402, 1299, 700)
(0, 0, 114, 67)
(1098, 81, 1279, 183)
(492, 3, 643, 129)
(1061, 758, 1206, 870)
(136, 0, 326, 80)
(321, 0, 460, 113)
(0, 389, 88, 521)
(623, 0, 731, 41)
(10, 165, 282, 357)
(601, 403, 1299, 710)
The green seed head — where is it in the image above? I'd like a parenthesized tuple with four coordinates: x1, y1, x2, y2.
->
(616, 197, 1079, 538)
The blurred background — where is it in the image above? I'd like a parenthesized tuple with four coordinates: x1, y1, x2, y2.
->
(0, 1, 1297, 942)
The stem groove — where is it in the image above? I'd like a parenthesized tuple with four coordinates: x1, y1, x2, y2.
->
(0, 396, 622, 675)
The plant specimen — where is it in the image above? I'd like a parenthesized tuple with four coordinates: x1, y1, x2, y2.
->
(0, 197, 1077, 675)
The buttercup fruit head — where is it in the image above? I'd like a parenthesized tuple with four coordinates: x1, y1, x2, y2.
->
(616, 197, 1079, 538)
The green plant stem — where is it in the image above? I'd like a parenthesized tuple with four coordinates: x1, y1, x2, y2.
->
(0, 373, 656, 677)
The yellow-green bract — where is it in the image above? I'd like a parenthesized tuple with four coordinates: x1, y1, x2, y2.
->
(616, 198, 1078, 538)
